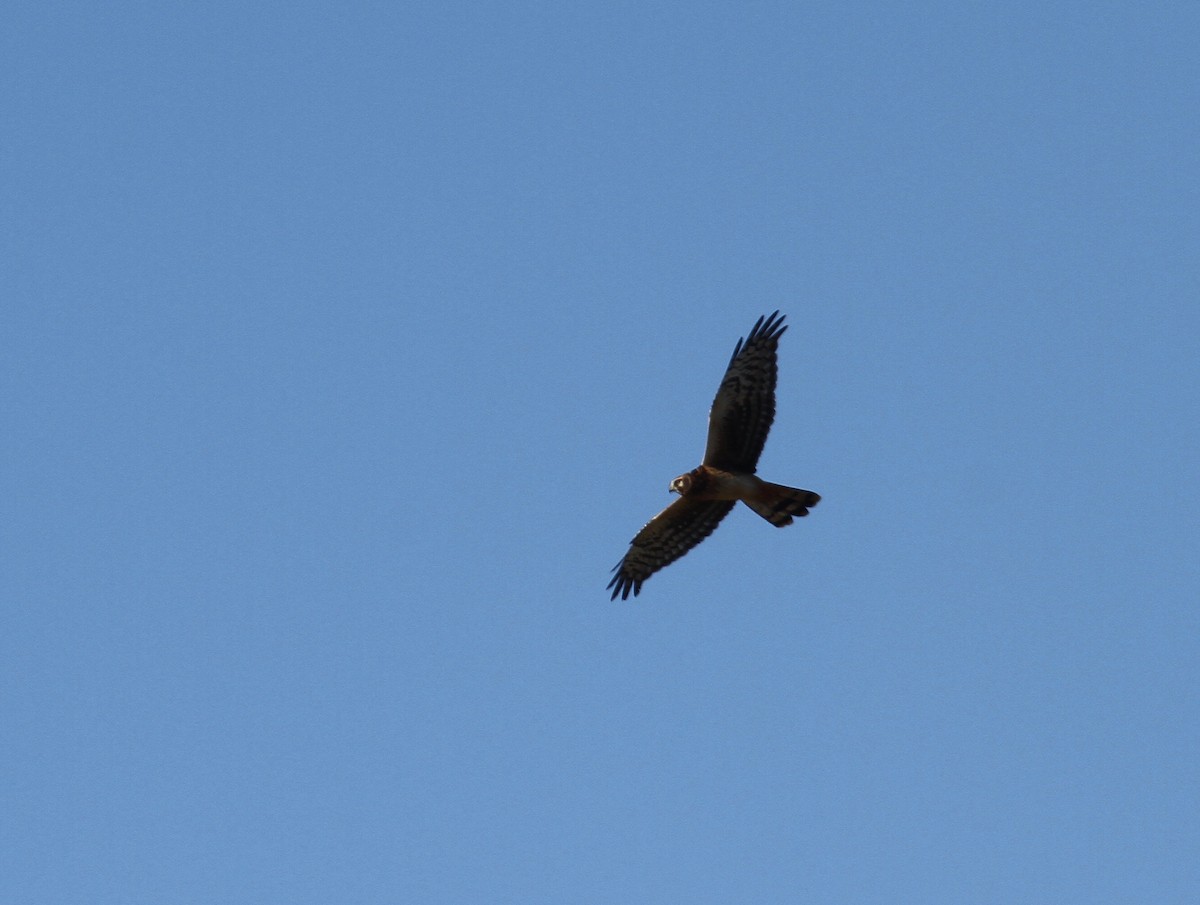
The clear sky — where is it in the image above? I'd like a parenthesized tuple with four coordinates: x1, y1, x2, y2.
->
(4, 2, 1198, 902)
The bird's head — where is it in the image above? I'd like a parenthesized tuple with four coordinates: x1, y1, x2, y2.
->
(669, 473, 693, 495)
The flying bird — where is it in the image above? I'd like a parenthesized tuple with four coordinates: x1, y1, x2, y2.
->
(607, 311, 820, 600)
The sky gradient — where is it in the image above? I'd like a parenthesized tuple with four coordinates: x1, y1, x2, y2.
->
(4, 2, 1198, 902)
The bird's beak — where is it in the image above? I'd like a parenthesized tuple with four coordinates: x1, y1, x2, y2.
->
(668, 483, 678, 494)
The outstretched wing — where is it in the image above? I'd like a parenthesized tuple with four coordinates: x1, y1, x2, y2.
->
(702, 311, 786, 473)
(607, 498, 736, 600)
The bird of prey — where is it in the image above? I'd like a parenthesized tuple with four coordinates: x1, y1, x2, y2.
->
(607, 311, 820, 600)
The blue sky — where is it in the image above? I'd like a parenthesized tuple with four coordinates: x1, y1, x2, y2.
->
(3, 2, 1198, 902)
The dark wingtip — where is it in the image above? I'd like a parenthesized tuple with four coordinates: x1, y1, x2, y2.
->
(605, 571, 642, 601)
(762, 310, 785, 338)
(742, 311, 786, 348)
(607, 564, 637, 601)
(730, 311, 786, 365)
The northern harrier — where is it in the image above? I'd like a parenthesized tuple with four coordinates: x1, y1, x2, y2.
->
(607, 311, 820, 600)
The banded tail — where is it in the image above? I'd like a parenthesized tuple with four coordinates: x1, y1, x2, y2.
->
(745, 482, 821, 527)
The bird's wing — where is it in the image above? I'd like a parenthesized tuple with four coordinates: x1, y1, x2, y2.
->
(607, 498, 736, 600)
(702, 311, 786, 473)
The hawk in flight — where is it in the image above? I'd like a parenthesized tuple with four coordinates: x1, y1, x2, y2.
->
(607, 311, 820, 600)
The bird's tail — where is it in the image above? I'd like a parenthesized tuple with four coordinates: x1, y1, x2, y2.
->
(744, 482, 820, 527)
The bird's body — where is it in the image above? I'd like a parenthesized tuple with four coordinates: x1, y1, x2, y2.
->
(607, 311, 820, 600)
(672, 465, 819, 527)
(671, 465, 761, 501)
